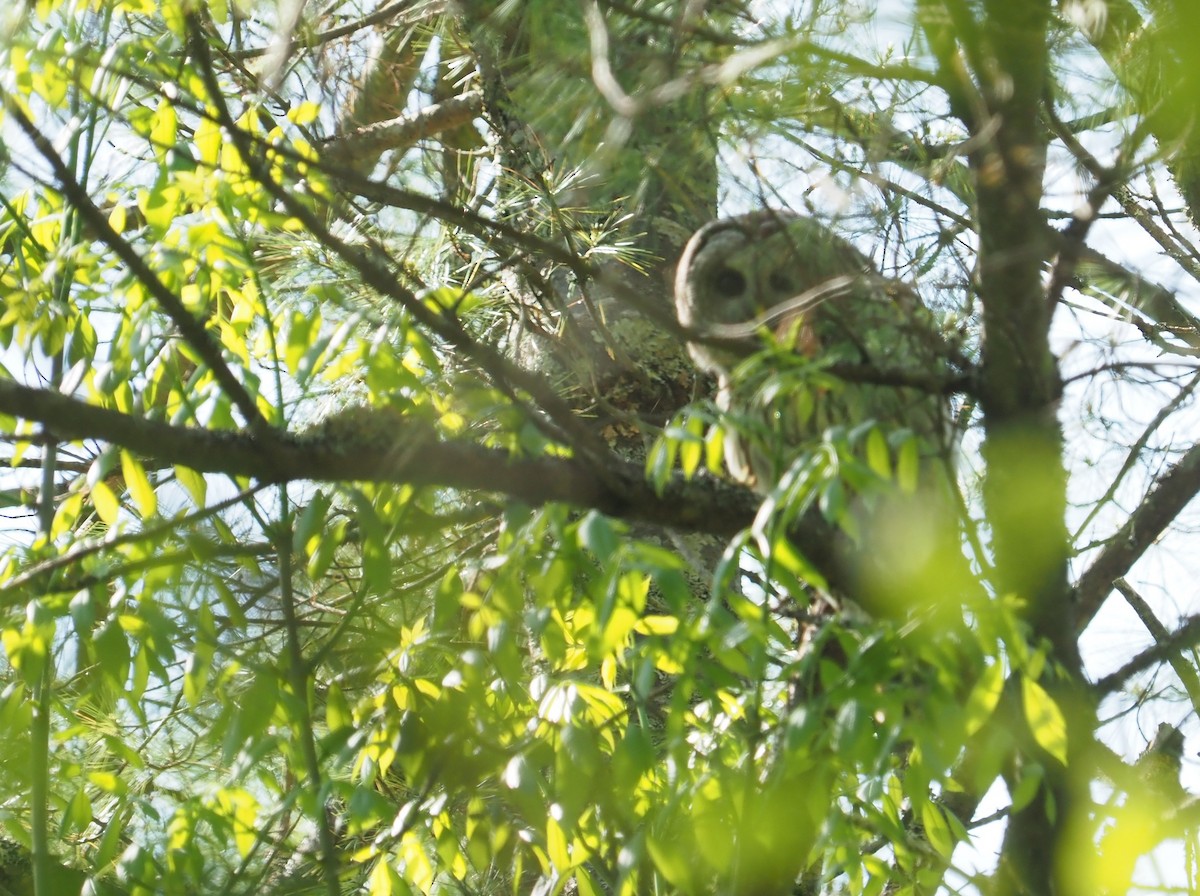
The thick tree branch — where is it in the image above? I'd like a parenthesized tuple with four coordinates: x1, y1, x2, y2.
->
(1070, 371, 1200, 544)
(0, 376, 793, 547)
(1074, 440, 1200, 630)
(967, 3, 1086, 893)
(321, 91, 484, 166)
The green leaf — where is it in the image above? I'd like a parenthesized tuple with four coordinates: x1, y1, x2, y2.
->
(174, 465, 207, 506)
(294, 490, 331, 550)
(68, 314, 97, 366)
(575, 868, 601, 896)
(578, 511, 617, 558)
(183, 646, 211, 707)
(284, 308, 318, 378)
(819, 477, 847, 521)
(346, 489, 391, 593)
(306, 519, 344, 580)
(150, 102, 178, 161)
(896, 436, 920, 492)
(93, 619, 131, 687)
(1021, 676, 1068, 764)
(122, 450, 157, 517)
(91, 480, 120, 525)
(88, 771, 129, 796)
(964, 662, 1005, 735)
(919, 800, 955, 858)
(64, 787, 93, 835)
(647, 831, 701, 893)
(326, 683, 352, 733)
(1009, 761, 1044, 812)
(646, 438, 674, 491)
(866, 426, 891, 478)
(95, 810, 128, 869)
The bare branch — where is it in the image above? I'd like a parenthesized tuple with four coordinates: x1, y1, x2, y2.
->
(1, 486, 266, 595)
(0, 376, 808, 564)
(321, 90, 483, 164)
(232, 0, 443, 60)
(1075, 440, 1200, 630)
(1094, 608, 1200, 694)
(1070, 371, 1200, 542)
(1114, 578, 1200, 712)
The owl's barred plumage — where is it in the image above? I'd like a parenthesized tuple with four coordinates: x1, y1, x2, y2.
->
(674, 210, 953, 491)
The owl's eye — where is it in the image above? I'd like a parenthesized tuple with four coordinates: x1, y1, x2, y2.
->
(768, 271, 793, 294)
(713, 268, 747, 297)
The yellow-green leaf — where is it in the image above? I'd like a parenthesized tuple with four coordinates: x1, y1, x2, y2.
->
(896, 435, 919, 492)
(174, 465, 206, 507)
(1021, 677, 1068, 764)
(635, 615, 679, 636)
(964, 662, 1005, 736)
(679, 435, 702, 478)
(326, 683, 352, 733)
(52, 490, 85, 538)
(91, 480, 120, 525)
(139, 183, 183, 232)
(546, 814, 570, 870)
(150, 103, 177, 161)
(705, 425, 724, 473)
(195, 116, 222, 167)
(122, 450, 157, 517)
(288, 101, 320, 125)
(866, 427, 890, 478)
(108, 201, 127, 233)
(87, 771, 128, 796)
(368, 859, 407, 896)
(919, 800, 955, 858)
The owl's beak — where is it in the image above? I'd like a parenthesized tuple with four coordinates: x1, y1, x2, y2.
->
(774, 311, 821, 357)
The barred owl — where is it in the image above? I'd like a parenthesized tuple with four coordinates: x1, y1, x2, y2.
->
(674, 210, 951, 491)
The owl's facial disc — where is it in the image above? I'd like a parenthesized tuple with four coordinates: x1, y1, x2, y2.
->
(763, 266, 821, 355)
(696, 252, 823, 357)
(767, 271, 793, 293)
(713, 267, 748, 298)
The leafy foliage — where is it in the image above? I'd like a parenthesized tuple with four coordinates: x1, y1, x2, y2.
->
(0, 2, 1197, 896)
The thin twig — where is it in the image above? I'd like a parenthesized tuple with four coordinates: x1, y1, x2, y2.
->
(1113, 578, 1200, 712)
(1095, 610, 1200, 693)
(0, 99, 271, 435)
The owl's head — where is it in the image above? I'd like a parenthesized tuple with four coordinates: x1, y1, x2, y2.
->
(674, 210, 874, 378)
